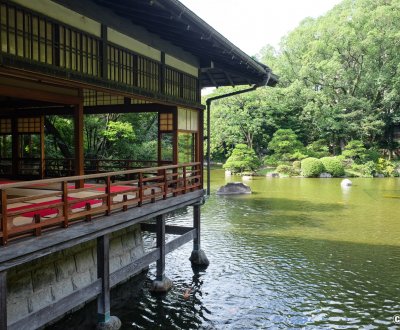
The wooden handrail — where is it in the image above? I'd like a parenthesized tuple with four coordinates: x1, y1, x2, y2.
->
(0, 162, 202, 245)
(0, 162, 200, 189)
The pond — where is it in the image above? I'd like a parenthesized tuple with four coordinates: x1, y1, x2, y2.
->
(50, 170, 400, 329)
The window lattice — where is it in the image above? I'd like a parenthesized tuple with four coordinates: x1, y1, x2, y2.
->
(0, 118, 11, 134)
(0, 1, 200, 104)
(0, 3, 53, 64)
(18, 117, 41, 133)
(159, 113, 173, 131)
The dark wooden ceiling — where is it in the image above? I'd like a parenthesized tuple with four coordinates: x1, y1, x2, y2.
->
(93, 0, 278, 88)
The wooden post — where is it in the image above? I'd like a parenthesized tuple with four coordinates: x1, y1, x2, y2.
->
(40, 116, 45, 179)
(138, 173, 143, 206)
(193, 204, 200, 251)
(97, 234, 111, 324)
(172, 108, 178, 165)
(1, 190, 8, 246)
(62, 181, 69, 228)
(74, 101, 84, 188)
(106, 176, 111, 216)
(183, 166, 187, 194)
(163, 169, 167, 200)
(11, 117, 19, 177)
(0, 271, 7, 330)
(189, 203, 209, 267)
(156, 214, 166, 281)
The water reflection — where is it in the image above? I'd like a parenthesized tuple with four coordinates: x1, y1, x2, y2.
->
(48, 172, 400, 329)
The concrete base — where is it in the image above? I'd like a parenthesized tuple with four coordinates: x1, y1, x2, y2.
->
(96, 316, 122, 330)
(149, 277, 173, 293)
(189, 249, 210, 267)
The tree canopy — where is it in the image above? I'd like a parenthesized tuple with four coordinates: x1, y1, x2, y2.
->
(207, 0, 400, 161)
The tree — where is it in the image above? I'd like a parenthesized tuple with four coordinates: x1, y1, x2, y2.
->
(223, 144, 260, 173)
(267, 129, 304, 160)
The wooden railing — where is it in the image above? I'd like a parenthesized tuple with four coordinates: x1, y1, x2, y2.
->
(44, 158, 167, 177)
(0, 162, 202, 246)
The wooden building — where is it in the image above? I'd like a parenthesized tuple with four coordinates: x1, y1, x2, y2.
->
(0, 0, 277, 329)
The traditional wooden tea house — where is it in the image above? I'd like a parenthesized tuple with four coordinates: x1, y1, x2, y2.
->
(0, 0, 277, 328)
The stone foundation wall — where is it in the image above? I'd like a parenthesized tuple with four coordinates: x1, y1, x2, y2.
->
(6, 224, 144, 325)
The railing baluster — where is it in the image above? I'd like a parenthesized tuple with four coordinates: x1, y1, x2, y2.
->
(34, 214, 41, 236)
(138, 172, 143, 206)
(183, 165, 187, 194)
(62, 181, 69, 228)
(106, 176, 111, 215)
(1, 190, 8, 246)
(163, 169, 167, 200)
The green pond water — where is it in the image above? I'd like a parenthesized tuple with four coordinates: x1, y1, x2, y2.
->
(50, 170, 400, 329)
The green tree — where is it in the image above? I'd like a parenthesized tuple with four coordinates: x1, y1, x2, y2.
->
(268, 129, 304, 160)
(223, 144, 260, 173)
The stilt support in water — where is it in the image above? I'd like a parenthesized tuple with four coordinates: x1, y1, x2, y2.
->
(0, 270, 7, 330)
(190, 204, 209, 267)
(150, 214, 173, 293)
(96, 234, 121, 330)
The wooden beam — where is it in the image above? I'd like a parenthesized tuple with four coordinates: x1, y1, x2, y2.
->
(110, 249, 159, 287)
(141, 223, 193, 235)
(84, 103, 176, 114)
(155, 214, 166, 281)
(0, 85, 82, 105)
(0, 271, 6, 330)
(165, 228, 196, 254)
(97, 235, 111, 323)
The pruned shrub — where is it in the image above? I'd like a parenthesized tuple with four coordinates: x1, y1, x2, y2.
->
(320, 157, 345, 177)
(223, 144, 260, 173)
(292, 160, 301, 169)
(301, 157, 325, 177)
(276, 164, 294, 176)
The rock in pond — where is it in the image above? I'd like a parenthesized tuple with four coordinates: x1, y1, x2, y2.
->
(320, 172, 332, 178)
(341, 179, 352, 187)
(216, 182, 252, 195)
(266, 172, 279, 178)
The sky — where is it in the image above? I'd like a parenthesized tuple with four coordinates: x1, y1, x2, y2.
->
(180, 0, 343, 56)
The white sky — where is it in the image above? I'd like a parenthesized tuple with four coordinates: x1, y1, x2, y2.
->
(180, 0, 343, 56)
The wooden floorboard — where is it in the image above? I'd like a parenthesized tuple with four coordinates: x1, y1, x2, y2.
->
(0, 190, 204, 271)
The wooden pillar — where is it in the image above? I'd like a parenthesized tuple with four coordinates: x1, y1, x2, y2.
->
(97, 234, 110, 324)
(160, 52, 165, 95)
(74, 102, 84, 188)
(156, 214, 166, 281)
(100, 24, 108, 80)
(0, 271, 7, 330)
(11, 117, 19, 177)
(198, 109, 204, 188)
(193, 204, 201, 251)
(189, 203, 209, 267)
(40, 116, 45, 179)
(172, 108, 178, 165)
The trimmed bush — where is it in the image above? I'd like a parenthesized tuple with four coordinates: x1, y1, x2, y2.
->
(264, 155, 279, 167)
(320, 157, 345, 177)
(376, 158, 395, 176)
(301, 157, 325, 177)
(292, 160, 301, 169)
(276, 164, 294, 176)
